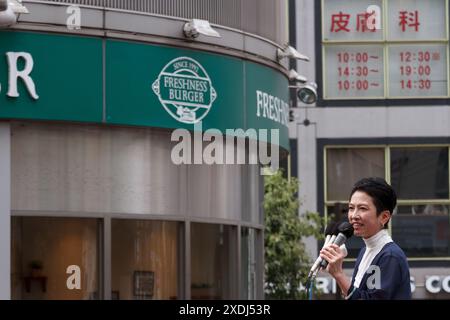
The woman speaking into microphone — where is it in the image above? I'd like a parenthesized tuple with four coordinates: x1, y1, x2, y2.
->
(320, 177, 412, 299)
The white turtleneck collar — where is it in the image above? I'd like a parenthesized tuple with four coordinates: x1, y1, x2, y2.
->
(363, 229, 392, 250)
(353, 229, 393, 288)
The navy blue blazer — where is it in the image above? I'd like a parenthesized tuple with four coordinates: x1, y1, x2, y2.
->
(347, 242, 412, 300)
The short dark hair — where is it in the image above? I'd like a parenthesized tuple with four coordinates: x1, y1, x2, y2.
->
(349, 177, 397, 228)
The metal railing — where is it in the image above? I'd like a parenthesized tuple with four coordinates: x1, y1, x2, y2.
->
(41, 0, 288, 43)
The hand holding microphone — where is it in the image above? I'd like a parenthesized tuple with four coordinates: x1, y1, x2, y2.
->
(320, 222, 353, 275)
(307, 221, 339, 280)
(305, 221, 340, 290)
(319, 221, 354, 269)
(306, 221, 353, 290)
(320, 243, 347, 276)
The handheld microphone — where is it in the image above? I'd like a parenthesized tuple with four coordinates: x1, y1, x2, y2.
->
(319, 221, 354, 269)
(305, 222, 340, 291)
(323, 221, 337, 246)
(307, 222, 338, 280)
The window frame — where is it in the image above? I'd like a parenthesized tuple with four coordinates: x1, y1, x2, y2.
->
(322, 143, 450, 261)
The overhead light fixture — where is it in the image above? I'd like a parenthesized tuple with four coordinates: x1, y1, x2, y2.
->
(288, 69, 307, 84)
(0, 0, 16, 28)
(183, 19, 221, 39)
(8, 0, 29, 13)
(297, 82, 318, 105)
(0, 0, 29, 28)
(277, 45, 310, 62)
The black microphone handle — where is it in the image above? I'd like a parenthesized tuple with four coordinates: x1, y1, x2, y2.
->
(319, 233, 348, 269)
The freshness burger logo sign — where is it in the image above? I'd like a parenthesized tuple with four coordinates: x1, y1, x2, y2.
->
(152, 57, 217, 124)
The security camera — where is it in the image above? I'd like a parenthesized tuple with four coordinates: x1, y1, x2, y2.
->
(277, 45, 310, 62)
(288, 69, 307, 84)
(297, 82, 318, 105)
(184, 19, 221, 39)
(0, 0, 29, 28)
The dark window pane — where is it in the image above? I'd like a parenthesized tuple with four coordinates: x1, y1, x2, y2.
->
(272, 139, 296, 179)
(191, 223, 237, 299)
(327, 148, 385, 201)
(392, 205, 450, 257)
(391, 147, 449, 199)
(290, 139, 298, 179)
(279, 148, 290, 179)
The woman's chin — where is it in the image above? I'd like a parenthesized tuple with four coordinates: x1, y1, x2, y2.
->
(354, 229, 364, 237)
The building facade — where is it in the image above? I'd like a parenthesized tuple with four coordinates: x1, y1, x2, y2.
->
(0, 0, 291, 300)
(292, 0, 450, 299)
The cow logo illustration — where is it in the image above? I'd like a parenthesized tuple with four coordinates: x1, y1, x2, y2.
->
(152, 57, 217, 124)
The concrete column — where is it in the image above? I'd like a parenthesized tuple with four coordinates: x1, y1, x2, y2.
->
(0, 122, 11, 299)
(297, 122, 318, 260)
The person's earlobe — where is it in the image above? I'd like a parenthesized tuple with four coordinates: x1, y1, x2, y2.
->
(382, 211, 390, 226)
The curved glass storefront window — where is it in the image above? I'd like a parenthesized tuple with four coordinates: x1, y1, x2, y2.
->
(111, 219, 180, 300)
(11, 217, 100, 300)
(191, 223, 237, 299)
(9, 122, 265, 299)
